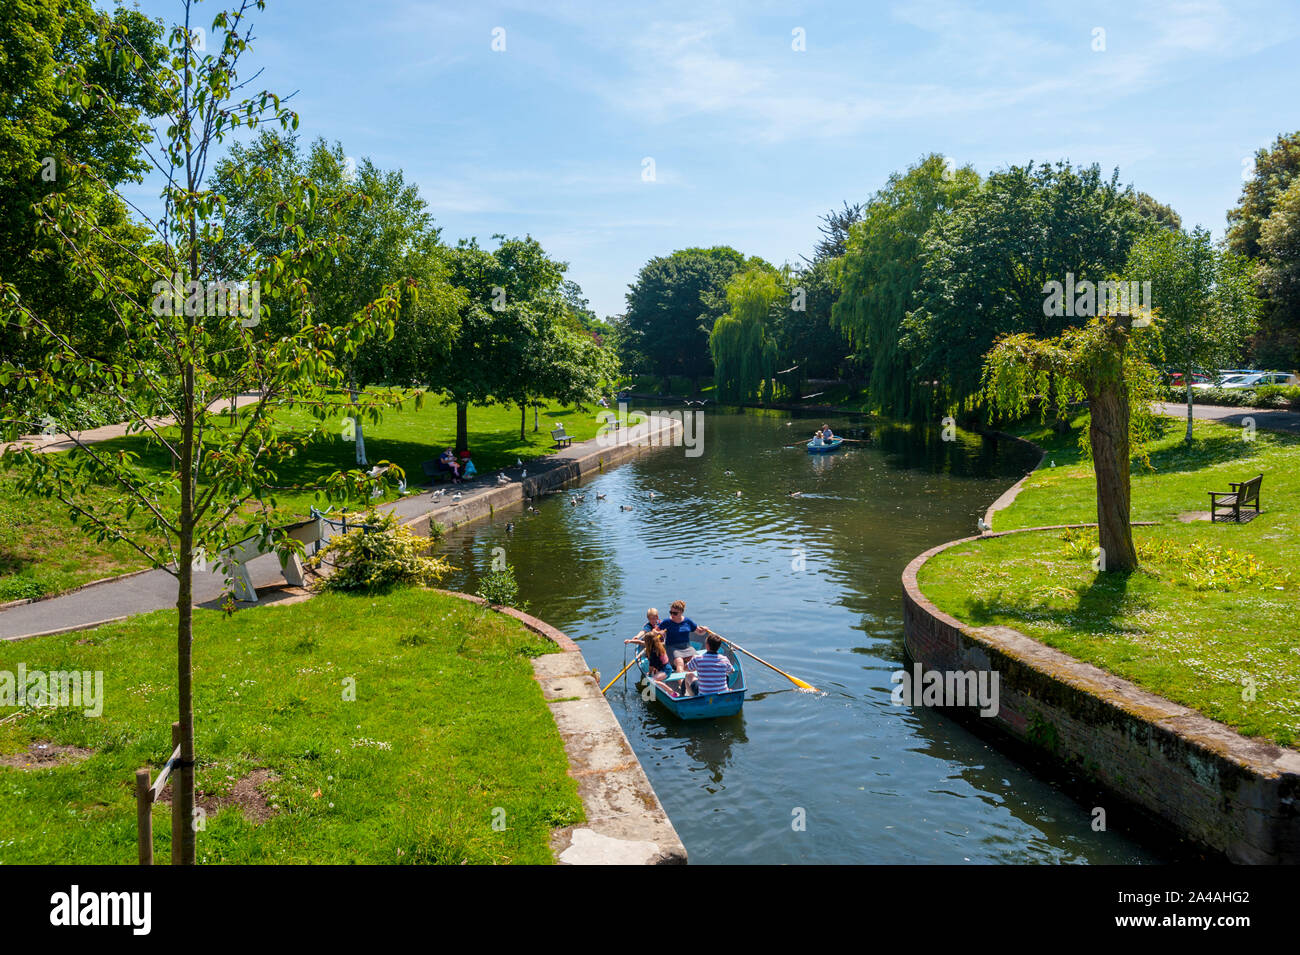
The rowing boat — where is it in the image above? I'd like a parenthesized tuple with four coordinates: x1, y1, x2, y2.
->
(807, 436, 843, 453)
(636, 641, 746, 719)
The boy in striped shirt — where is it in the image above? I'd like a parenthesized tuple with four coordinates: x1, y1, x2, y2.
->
(686, 634, 734, 696)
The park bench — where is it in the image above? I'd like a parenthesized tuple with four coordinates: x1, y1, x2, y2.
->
(220, 516, 323, 602)
(1209, 473, 1264, 523)
(551, 425, 573, 448)
(421, 459, 454, 484)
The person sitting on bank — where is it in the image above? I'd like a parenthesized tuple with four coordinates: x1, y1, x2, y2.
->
(437, 447, 462, 483)
(686, 633, 735, 696)
(657, 600, 714, 674)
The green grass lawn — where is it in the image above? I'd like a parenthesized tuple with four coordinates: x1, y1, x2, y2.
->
(0, 394, 603, 602)
(0, 587, 583, 863)
(920, 414, 1300, 746)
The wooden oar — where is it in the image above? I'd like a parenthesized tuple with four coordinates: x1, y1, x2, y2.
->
(713, 634, 817, 692)
(601, 650, 644, 694)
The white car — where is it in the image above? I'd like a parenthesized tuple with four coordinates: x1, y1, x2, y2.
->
(1193, 374, 1248, 390)
(1220, 372, 1298, 390)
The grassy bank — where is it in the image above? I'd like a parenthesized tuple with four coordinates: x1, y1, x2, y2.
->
(0, 395, 602, 602)
(920, 415, 1300, 746)
(0, 587, 583, 863)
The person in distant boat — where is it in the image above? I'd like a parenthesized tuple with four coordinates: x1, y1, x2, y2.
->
(809, 430, 824, 447)
(820, 424, 835, 441)
(658, 600, 714, 673)
(686, 633, 735, 696)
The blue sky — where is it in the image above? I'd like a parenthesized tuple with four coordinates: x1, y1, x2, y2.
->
(121, 0, 1300, 318)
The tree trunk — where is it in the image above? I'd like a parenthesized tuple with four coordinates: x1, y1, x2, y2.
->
(520, 403, 526, 441)
(456, 400, 468, 454)
(351, 376, 367, 467)
(533, 404, 539, 432)
(176, 367, 196, 865)
(1088, 384, 1138, 573)
(1185, 377, 1194, 443)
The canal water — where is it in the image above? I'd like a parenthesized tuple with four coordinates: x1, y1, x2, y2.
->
(440, 410, 1164, 864)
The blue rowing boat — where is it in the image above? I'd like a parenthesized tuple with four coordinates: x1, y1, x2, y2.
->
(636, 641, 746, 719)
(807, 436, 843, 453)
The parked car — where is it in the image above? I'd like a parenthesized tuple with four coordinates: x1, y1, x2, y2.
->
(1167, 370, 1214, 388)
(1219, 371, 1299, 389)
(1194, 373, 1249, 390)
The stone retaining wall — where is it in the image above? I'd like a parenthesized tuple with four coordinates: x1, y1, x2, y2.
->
(903, 528, 1300, 864)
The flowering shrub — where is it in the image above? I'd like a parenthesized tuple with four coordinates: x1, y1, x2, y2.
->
(309, 509, 451, 593)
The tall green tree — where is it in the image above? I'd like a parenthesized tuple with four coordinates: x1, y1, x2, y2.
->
(1227, 132, 1300, 368)
(0, 0, 165, 402)
(1257, 179, 1300, 368)
(1, 1, 410, 864)
(905, 161, 1147, 411)
(210, 134, 460, 464)
(710, 266, 781, 404)
(1124, 226, 1257, 440)
(983, 315, 1159, 572)
(623, 246, 746, 393)
(832, 155, 981, 417)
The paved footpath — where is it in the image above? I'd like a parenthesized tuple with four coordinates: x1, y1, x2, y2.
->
(0, 421, 677, 641)
(1154, 401, 1300, 435)
(2, 393, 263, 455)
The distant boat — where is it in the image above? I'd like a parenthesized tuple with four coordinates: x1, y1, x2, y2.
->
(807, 437, 844, 454)
(636, 642, 745, 720)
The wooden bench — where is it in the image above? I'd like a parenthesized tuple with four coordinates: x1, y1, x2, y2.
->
(421, 460, 454, 484)
(1209, 473, 1263, 523)
(551, 425, 572, 448)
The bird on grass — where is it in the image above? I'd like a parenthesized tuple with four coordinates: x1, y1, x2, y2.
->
(977, 517, 990, 534)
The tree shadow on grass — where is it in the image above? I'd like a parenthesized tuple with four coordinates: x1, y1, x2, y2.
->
(1144, 429, 1264, 476)
(963, 569, 1145, 636)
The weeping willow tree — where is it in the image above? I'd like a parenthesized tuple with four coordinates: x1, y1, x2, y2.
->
(710, 267, 780, 403)
(982, 312, 1160, 572)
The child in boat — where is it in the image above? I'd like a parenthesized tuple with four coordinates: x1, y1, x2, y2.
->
(641, 630, 673, 682)
(624, 608, 663, 646)
(686, 633, 735, 696)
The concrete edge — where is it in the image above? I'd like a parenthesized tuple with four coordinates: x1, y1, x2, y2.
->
(398, 419, 684, 538)
(978, 428, 1047, 529)
(903, 522, 1300, 863)
(438, 590, 688, 865)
